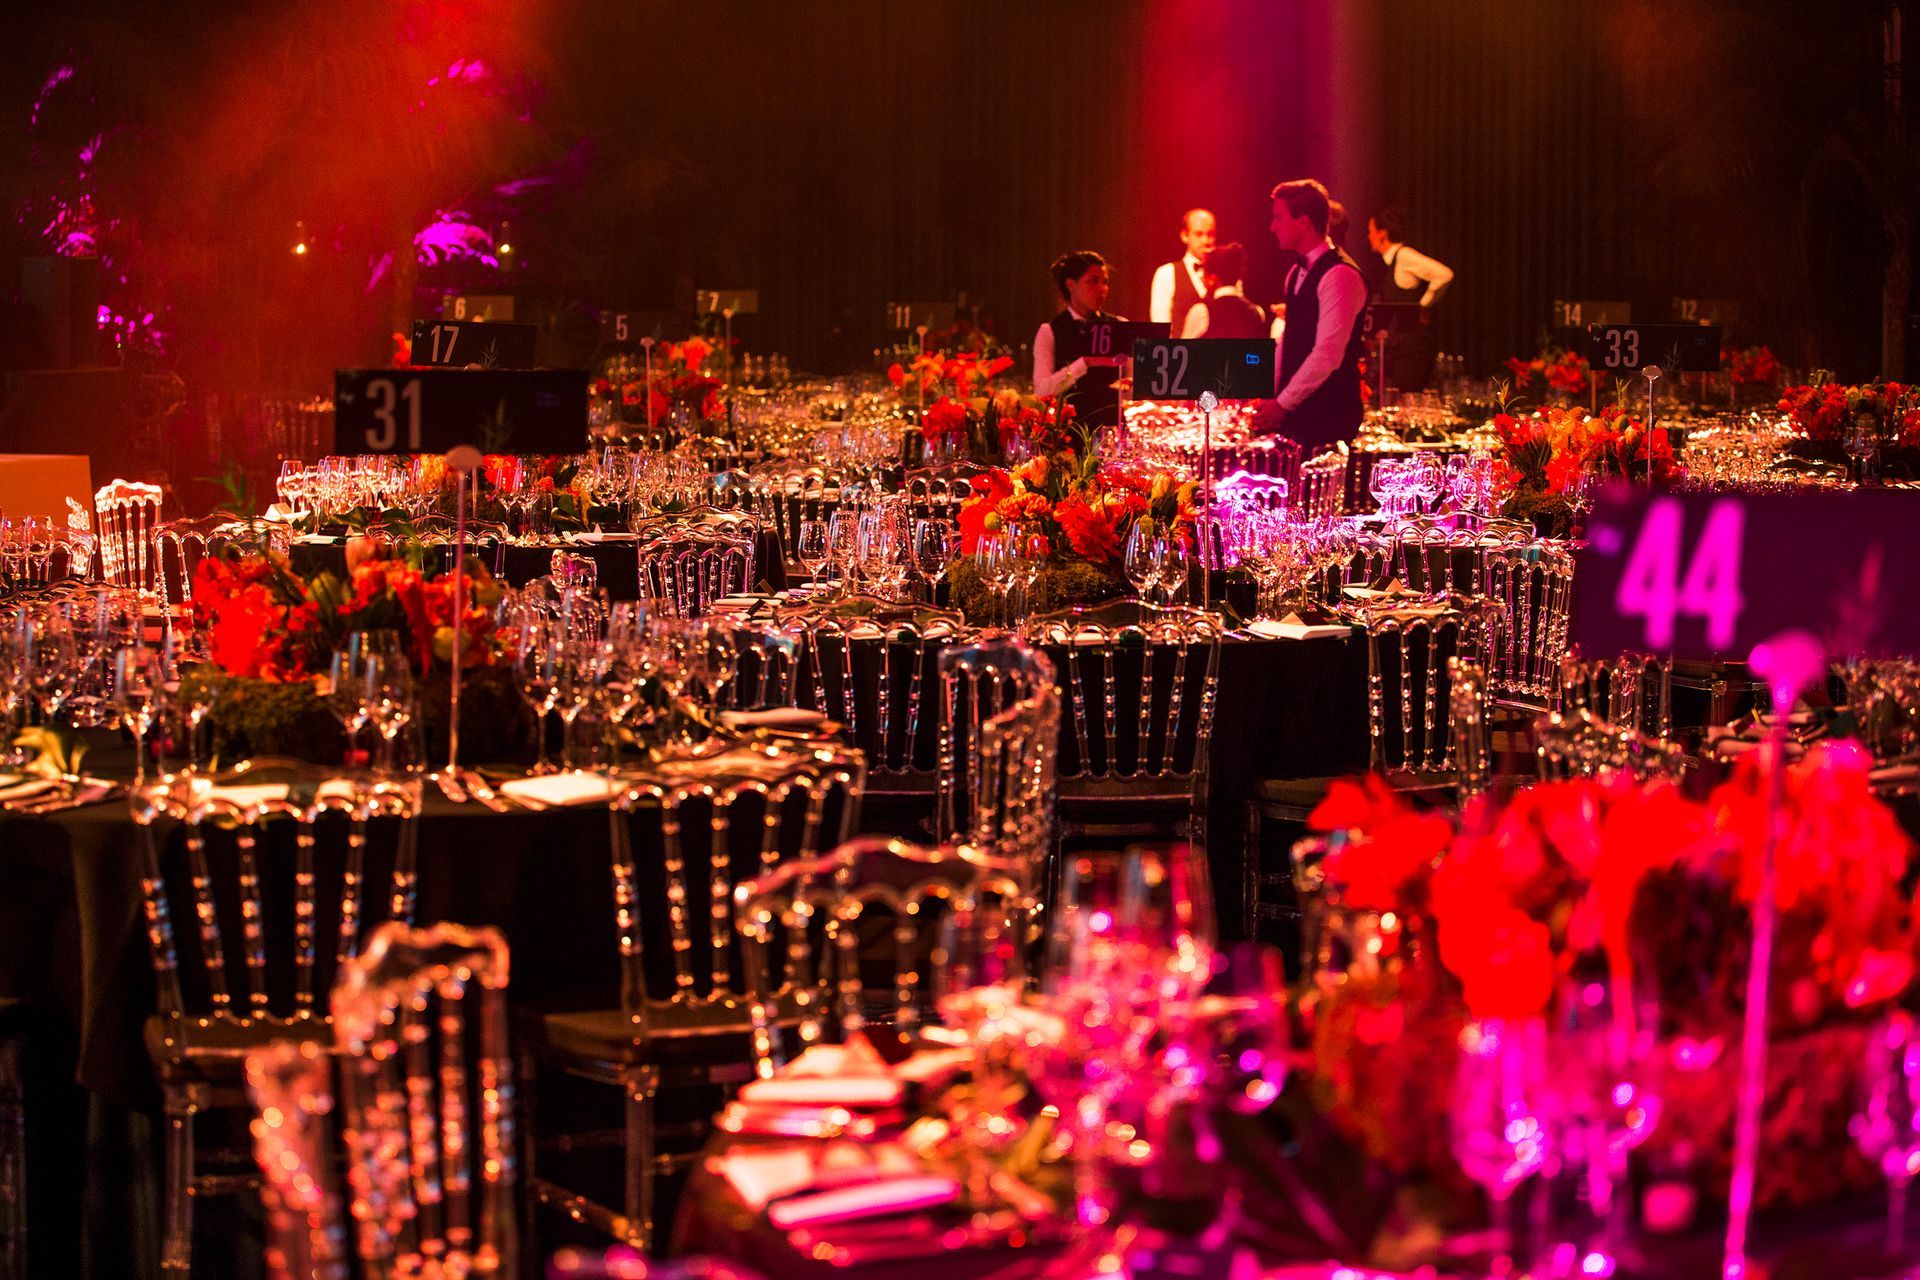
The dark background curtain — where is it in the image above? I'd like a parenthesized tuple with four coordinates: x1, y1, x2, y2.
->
(0, 0, 1908, 387)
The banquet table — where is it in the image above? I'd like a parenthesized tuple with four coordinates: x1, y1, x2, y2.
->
(0, 629, 1366, 1113)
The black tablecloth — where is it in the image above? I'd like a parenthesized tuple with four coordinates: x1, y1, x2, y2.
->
(0, 634, 1366, 1113)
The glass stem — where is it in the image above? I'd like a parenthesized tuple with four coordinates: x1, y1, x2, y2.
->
(132, 725, 146, 787)
(1489, 1188, 1515, 1280)
(535, 708, 551, 772)
(1891, 1170, 1911, 1259)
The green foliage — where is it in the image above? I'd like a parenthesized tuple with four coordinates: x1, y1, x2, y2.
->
(946, 555, 1129, 623)
(198, 460, 259, 519)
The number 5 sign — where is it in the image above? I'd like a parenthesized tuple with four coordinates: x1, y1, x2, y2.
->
(1575, 488, 1920, 659)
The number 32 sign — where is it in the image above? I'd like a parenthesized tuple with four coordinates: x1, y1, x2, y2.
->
(1575, 488, 1920, 660)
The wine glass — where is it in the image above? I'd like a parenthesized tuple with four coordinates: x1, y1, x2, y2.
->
(113, 645, 163, 786)
(1157, 536, 1192, 607)
(912, 519, 957, 606)
(974, 532, 1015, 628)
(1853, 1010, 1920, 1259)
(827, 511, 861, 596)
(1124, 525, 1160, 604)
(1452, 1017, 1551, 1280)
(328, 644, 377, 771)
(795, 518, 830, 594)
(934, 895, 1032, 1191)
(361, 651, 415, 778)
(514, 618, 563, 774)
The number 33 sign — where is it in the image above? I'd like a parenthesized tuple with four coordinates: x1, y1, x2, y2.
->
(1575, 489, 1920, 659)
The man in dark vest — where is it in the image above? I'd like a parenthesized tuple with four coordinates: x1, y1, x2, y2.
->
(1031, 249, 1124, 428)
(1252, 179, 1369, 454)
(1148, 208, 1216, 337)
(1177, 242, 1267, 340)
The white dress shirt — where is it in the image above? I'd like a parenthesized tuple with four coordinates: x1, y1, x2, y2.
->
(1275, 241, 1369, 413)
(1380, 241, 1454, 305)
(1148, 255, 1207, 325)
(1179, 284, 1252, 339)
(1032, 305, 1094, 399)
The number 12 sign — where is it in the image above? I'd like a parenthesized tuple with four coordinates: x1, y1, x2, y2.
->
(1575, 488, 1920, 659)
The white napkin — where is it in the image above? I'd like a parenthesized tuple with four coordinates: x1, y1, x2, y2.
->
(571, 531, 637, 543)
(0, 777, 60, 804)
(191, 782, 290, 810)
(498, 771, 616, 807)
(738, 1076, 902, 1109)
(766, 1175, 960, 1229)
(721, 708, 829, 730)
(1247, 619, 1353, 641)
(715, 1141, 918, 1211)
(298, 534, 343, 546)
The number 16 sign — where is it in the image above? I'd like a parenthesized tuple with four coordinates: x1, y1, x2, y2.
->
(1574, 488, 1920, 659)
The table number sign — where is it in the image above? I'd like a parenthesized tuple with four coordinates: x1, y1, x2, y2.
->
(1128, 337, 1276, 400)
(440, 293, 515, 322)
(1574, 487, 1920, 659)
(1584, 323, 1721, 373)
(1551, 299, 1630, 329)
(695, 289, 759, 316)
(334, 369, 588, 455)
(885, 302, 957, 332)
(1083, 319, 1161, 364)
(1670, 297, 1740, 325)
(409, 320, 538, 368)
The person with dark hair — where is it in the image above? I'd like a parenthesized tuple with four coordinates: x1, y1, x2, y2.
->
(1148, 207, 1217, 336)
(1179, 242, 1267, 340)
(1033, 250, 1125, 427)
(1327, 200, 1351, 251)
(1253, 179, 1369, 451)
(1366, 206, 1453, 392)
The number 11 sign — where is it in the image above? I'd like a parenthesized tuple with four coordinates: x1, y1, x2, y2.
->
(1575, 488, 1920, 659)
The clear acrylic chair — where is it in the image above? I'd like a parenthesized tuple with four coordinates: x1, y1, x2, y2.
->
(516, 745, 864, 1252)
(1296, 446, 1348, 521)
(934, 637, 1059, 873)
(130, 763, 424, 1275)
(245, 921, 516, 1280)
(1021, 600, 1223, 847)
(734, 836, 1027, 1075)
(797, 603, 966, 803)
(1481, 542, 1576, 711)
(94, 478, 165, 593)
(635, 531, 755, 618)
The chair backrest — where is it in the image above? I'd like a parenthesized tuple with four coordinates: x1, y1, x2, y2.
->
(796, 606, 966, 778)
(734, 836, 1026, 1075)
(1450, 657, 1491, 801)
(635, 532, 755, 618)
(94, 479, 164, 592)
(1483, 543, 1576, 708)
(154, 517, 265, 616)
(934, 637, 1059, 872)
(1559, 651, 1672, 740)
(1363, 606, 1494, 776)
(727, 627, 803, 711)
(606, 746, 865, 1031)
(130, 766, 423, 1029)
(1297, 448, 1347, 522)
(1021, 600, 1223, 790)
(245, 922, 516, 1280)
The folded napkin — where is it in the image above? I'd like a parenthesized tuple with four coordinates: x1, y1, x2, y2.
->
(738, 1076, 903, 1109)
(191, 782, 290, 811)
(721, 708, 829, 730)
(498, 771, 615, 808)
(715, 1140, 919, 1211)
(1247, 618, 1353, 641)
(571, 531, 637, 543)
(263, 504, 309, 523)
(298, 534, 343, 546)
(766, 1176, 960, 1229)
(0, 777, 60, 804)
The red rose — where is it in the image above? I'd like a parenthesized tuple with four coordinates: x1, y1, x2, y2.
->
(1055, 495, 1119, 563)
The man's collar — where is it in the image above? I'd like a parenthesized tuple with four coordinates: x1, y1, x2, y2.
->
(1302, 239, 1332, 266)
(1183, 253, 1203, 272)
(1211, 283, 1245, 299)
(1067, 305, 1093, 322)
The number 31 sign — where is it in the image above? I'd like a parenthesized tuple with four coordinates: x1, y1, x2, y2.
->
(1575, 488, 1920, 660)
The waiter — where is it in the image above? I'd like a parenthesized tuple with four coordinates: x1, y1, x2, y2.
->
(1032, 250, 1124, 428)
(1253, 179, 1369, 453)
(1148, 208, 1216, 336)
(1367, 206, 1453, 392)
(1178, 243, 1267, 339)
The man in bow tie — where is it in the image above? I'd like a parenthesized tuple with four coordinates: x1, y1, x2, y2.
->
(1148, 208, 1217, 337)
(1252, 179, 1369, 453)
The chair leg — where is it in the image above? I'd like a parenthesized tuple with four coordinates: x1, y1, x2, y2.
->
(0, 1034, 24, 1280)
(622, 1067, 659, 1251)
(162, 1088, 197, 1276)
(516, 1045, 541, 1266)
(1243, 799, 1261, 941)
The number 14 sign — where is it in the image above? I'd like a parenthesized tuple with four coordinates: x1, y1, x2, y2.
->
(1575, 488, 1920, 659)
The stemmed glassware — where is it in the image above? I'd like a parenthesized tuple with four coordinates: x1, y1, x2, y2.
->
(795, 518, 830, 594)
(975, 532, 1015, 627)
(1853, 1010, 1920, 1259)
(1124, 525, 1160, 605)
(912, 519, 958, 606)
(362, 650, 416, 777)
(1156, 536, 1191, 607)
(827, 511, 861, 596)
(113, 645, 164, 786)
(514, 618, 564, 775)
(1451, 1017, 1552, 1280)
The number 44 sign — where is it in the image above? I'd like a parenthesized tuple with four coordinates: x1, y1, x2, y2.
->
(1575, 488, 1920, 659)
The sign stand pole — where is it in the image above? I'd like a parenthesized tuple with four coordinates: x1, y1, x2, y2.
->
(1643, 365, 1663, 486)
(436, 446, 484, 803)
(1375, 330, 1389, 409)
(1723, 630, 1823, 1280)
(722, 307, 736, 424)
(641, 337, 656, 434)
(1199, 390, 1217, 611)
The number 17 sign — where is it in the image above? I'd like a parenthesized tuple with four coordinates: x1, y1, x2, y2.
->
(1575, 488, 1920, 659)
